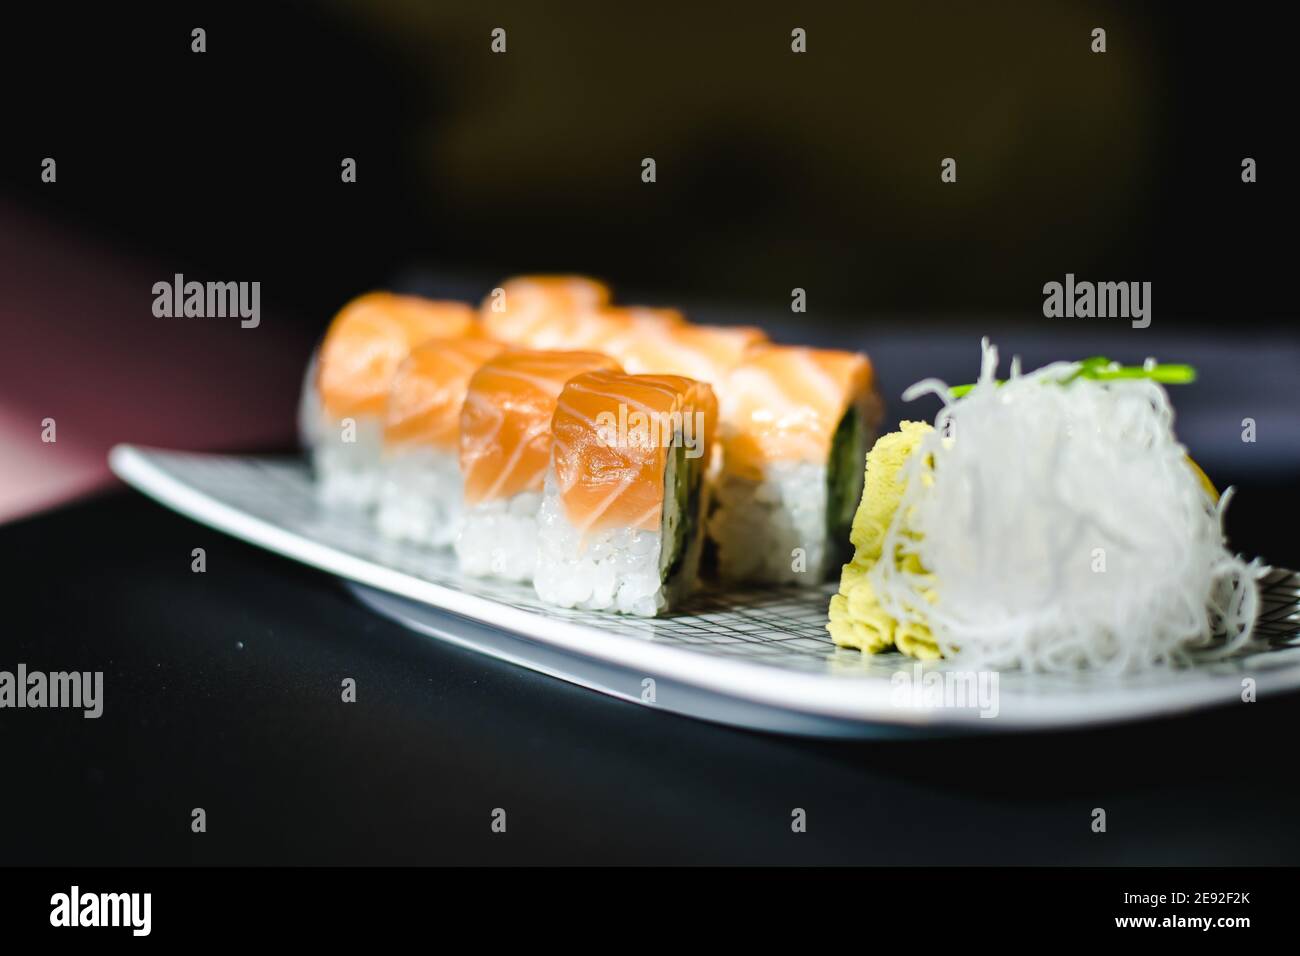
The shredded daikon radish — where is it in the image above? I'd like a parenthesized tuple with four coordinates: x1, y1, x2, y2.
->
(869, 339, 1267, 674)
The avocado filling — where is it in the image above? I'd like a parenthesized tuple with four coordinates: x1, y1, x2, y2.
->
(826, 405, 867, 546)
(660, 438, 704, 586)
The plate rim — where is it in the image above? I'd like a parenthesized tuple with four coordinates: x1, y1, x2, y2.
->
(108, 443, 1300, 731)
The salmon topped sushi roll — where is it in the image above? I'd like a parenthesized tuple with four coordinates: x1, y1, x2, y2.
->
(592, 305, 686, 334)
(534, 370, 717, 616)
(376, 337, 506, 547)
(456, 349, 621, 581)
(562, 304, 687, 356)
(605, 322, 767, 387)
(600, 321, 768, 482)
(708, 345, 882, 585)
(480, 275, 612, 349)
(301, 292, 479, 506)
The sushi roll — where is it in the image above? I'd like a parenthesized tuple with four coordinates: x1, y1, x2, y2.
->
(565, 304, 689, 358)
(600, 321, 768, 482)
(457, 349, 621, 581)
(604, 321, 767, 385)
(303, 292, 478, 507)
(708, 345, 879, 585)
(592, 305, 686, 332)
(375, 337, 507, 547)
(534, 370, 717, 616)
(480, 275, 612, 349)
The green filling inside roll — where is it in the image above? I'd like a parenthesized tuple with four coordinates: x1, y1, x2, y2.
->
(661, 440, 704, 587)
(826, 405, 867, 546)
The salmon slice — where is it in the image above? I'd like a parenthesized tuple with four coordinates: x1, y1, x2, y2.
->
(594, 305, 685, 329)
(551, 370, 717, 534)
(460, 350, 621, 506)
(605, 322, 768, 390)
(317, 292, 478, 419)
(719, 344, 874, 480)
(383, 338, 507, 450)
(480, 275, 612, 348)
(572, 304, 687, 354)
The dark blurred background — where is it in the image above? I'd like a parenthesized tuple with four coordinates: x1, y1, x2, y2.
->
(4, 0, 1296, 319)
(0, 0, 1296, 536)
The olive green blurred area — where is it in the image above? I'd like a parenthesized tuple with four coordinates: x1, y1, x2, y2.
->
(329, 0, 1159, 310)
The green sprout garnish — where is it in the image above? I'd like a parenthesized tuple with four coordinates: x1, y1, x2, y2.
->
(948, 357, 1197, 398)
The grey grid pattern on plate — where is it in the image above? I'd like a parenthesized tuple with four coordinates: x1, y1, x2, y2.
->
(141, 451, 1300, 683)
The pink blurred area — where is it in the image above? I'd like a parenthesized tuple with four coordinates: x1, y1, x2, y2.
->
(0, 201, 316, 523)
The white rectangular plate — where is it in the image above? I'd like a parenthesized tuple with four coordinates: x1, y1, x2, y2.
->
(109, 444, 1300, 737)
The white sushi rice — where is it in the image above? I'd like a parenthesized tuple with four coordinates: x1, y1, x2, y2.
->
(375, 447, 464, 547)
(455, 492, 543, 582)
(709, 460, 831, 585)
(298, 346, 386, 509)
(534, 465, 700, 617)
(310, 414, 385, 508)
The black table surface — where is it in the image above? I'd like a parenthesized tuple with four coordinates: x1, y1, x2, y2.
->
(3, 488, 1298, 866)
